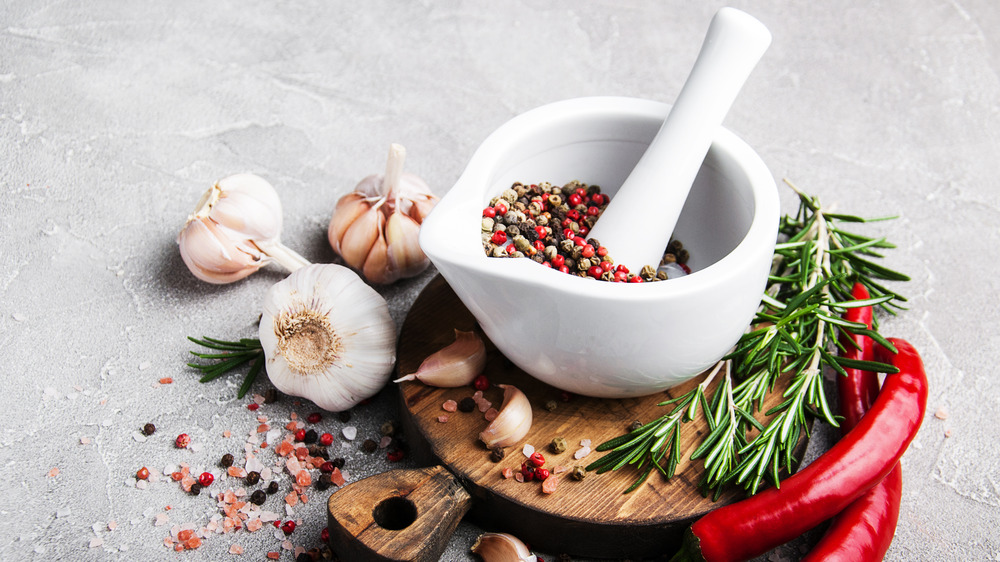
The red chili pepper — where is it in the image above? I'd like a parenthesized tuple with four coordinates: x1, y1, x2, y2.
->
(799, 285, 903, 562)
(672, 333, 927, 562)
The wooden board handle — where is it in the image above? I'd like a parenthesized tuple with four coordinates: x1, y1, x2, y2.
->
(326, 465, 473, 562)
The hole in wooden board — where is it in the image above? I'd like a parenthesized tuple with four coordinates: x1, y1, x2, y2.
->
(372, 496, 418, 530)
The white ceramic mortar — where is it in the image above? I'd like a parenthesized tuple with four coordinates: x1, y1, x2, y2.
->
(419, 96, 778, 398)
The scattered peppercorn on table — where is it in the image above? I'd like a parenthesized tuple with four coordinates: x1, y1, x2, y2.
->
(2, 2, 995, 561)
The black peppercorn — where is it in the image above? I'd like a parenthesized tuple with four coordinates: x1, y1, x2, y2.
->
(220, 453, 234, 468)
(315, 473, 333, 491)
(304, 429, 318, 444)
(189, 483, 203, 495)
(245, 471, 261, 486)
(458, 397, 476, 413)
(142, 423, 156, 436)
(266, 481, 279, 495)
(296, 553, 312, 562)
(249, 490, 267, 505)
(338, 411, 351, 423)
(489, 446, 505, 462)
(362, 439, 377, 453)
(330, 457, 346, 469)
(262, 388, 278, 404)
(307, 445, 330, 459)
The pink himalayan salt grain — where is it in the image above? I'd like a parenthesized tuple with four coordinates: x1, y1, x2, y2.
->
(268, 552, 281, 559)
(246, 519, 263, 532)
(229, 544, 245, 554)
(573, 446, 592, 460)
(276, 441, 295, 457)
(80, 437, 91, 445)
(501, 467, 514, 479)
(484, 408, 499, 422)
(256, 424, 269, 433)
(542, 474, 559, 494)
(47, 467, 59, 477)
(294, 447, 309, 460)
(256, 415, 268, 423)
(329, 468, 346, 487)
(282, 540, 294, 550)
(442, 399, 458, 412)
(477, 399, 492, 413)
(514, 473, 525, 483)
(223, 430, 232, 438)
(296, 471, 312, 487)
(89, 537, 103, 548)
(227, 467, 247, 478)
(285, 491, 298, 507)
(553, 465, 568, 475)
(437, 415, 449, 423)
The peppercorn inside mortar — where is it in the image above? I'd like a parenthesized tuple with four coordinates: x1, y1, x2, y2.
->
(481, 181, 691, 282)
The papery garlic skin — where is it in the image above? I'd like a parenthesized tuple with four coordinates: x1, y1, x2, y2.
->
(479, 385, 533, 449)
(259, 264, 396, 411)
(327, 144, 438, 284)
(394, 330, 486, 387)
(471, 532, 537, 562)
(178, 173, 309, 284)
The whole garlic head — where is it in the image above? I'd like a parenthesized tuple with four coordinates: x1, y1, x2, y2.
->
(328, 144, 438, 284)
(258, 264, 396, 411)
(178, 173, 309, 284)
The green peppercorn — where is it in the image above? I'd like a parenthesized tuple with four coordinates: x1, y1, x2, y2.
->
(550, 437, 568, 454)
(544, 400, 558, 412)
(380, 421, 397, 436)
(571, 466, 586, 481)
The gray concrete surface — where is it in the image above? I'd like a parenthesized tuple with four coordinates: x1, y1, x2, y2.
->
(2, 1, 997, 560)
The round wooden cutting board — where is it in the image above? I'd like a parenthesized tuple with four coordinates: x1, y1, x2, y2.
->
(328, 275, 808, 560)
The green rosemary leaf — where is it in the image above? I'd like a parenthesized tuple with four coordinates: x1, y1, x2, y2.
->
(821, 212, 867, 223)
(832, 356, 900, 374)
(622, 465, 654, 494)
(187, 336, 247, 351)
(188, 350, 261, 360)
(237, 355, 264, 399)
(853, 328, 897, 353)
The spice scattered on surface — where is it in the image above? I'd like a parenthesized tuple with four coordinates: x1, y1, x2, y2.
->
(541, 473, 559, 494)
(934, 407, 948, 420)
(570, 466, 586, 481)
(574, 446, 592, 460)
(458, 397, 476, 413)
(175, 434, 191, 449)
(442, 399, 458, 412)
(143, 423, 156, 436)
(47, 467, 59, 478)
(550, 437, 567, 454)
(437, 415, 449, 423)
(341, 426, 357, 441)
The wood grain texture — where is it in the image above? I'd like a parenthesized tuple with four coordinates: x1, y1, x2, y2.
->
(326, 465, 472, 562)
(393, 275, 807, 558)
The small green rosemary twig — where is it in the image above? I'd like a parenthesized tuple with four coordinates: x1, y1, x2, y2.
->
(588, 180, 910, 496)
(186, 336, 264, 399)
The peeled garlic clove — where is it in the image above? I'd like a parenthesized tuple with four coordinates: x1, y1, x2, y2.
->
(328, 192, 370, 255)
(479, 385, 532, 449)
(394, 330, 486, 387)
(339, 204, 384, 270)
(385, 210, 430, 279)
(259, 264, 396, 412)
(471, 532, 537, 562)
(178, 217, 266, 283)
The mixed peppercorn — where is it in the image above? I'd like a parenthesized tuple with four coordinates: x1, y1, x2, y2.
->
(482, 181, 691, 282)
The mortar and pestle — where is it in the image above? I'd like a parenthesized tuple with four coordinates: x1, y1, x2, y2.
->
(327, 9, 783, 562)
(419, 8, 778, 398)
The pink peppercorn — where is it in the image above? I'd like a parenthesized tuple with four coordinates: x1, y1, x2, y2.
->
(494, 201, 508, 215)
(319, 432, 334, 446)
(581, 244, 595, 258)
(387, 450, 404, 462)
(528, 452, 546, 467)
(247, 403, 259, 411)
(483, 207, 496, 218)
(491, 230, 507, 245)
(294, 429, 306, 442)
(175, 434, 191, 449)
(473, 374, 490, 391)
(568, 193, 583, 207)
(281, 520, 296, 535)
(587, 266, 603, 279)
(551, 255, 565, 268)
(197, 472, 214, 487)
(307, 412, 322, 424)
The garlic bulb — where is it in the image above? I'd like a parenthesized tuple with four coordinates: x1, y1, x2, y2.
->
(479, 385, 533, 449)
(328, 144, 438, 284)
(258, 264, 396, 411)
(178, 173, 310, 284)
(471, 532, 537, 562)
(394, 330, 486, 387)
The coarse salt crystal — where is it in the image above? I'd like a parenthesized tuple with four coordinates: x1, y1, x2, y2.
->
(379, 436, 392, 449)
(580, 439, 591, 447)
(131, 432, 147, 443)
(342, 426, 357, 440)
(484, 408, 498, 422)
(442, 400, 458, 412)
(108, 521, 117, 531)
(522, 444, 535, 458)
(574, 446, 592, 460)
(934, 407, 948, 420)
(229, 544, 245, 554)
(48, 467, 60, 478)
(80, 437, 91, 445)
(281, 540, 294, 550)
(437, 415, 449, 423)
(89, 537, 104, 548)
(139, 361, 151, 371)
(154, 513, 169, 526)
(478, 400, 492, 413)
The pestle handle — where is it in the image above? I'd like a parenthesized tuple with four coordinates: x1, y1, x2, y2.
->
(587, 8, 771, 273)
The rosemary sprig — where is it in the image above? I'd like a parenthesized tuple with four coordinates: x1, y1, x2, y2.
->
(187, 336, 265, 399)
(589, 181, 910, 495)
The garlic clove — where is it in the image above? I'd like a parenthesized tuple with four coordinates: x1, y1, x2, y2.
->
(328, 192, 371, 255)
(339, 203, 383, 270)
(385, 210, 430, 279)
(479, 385, 533, 449)
(394, 330, 486, 387)
(207, 173, 284, 240)
(361, 227, 394, 284)
(177, 217, 266, 283)
(470, 532, 537, 562)
(258, 264, 396, 412)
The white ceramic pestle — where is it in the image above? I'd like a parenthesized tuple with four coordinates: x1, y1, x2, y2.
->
(587, 8, 772, 273)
